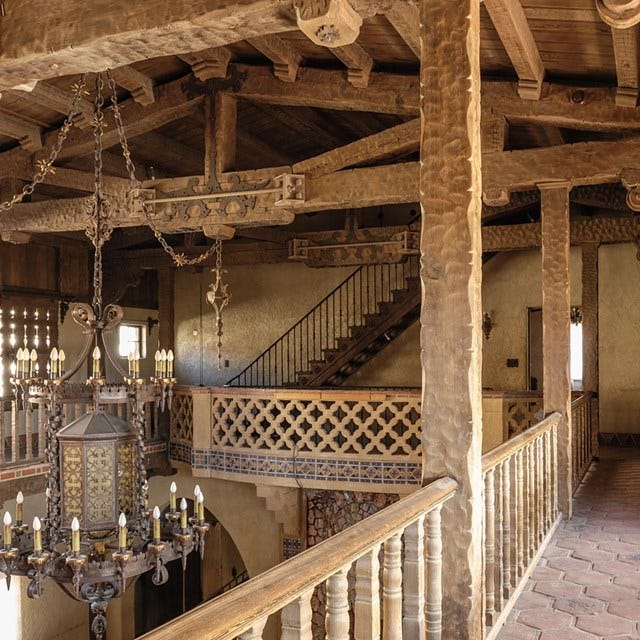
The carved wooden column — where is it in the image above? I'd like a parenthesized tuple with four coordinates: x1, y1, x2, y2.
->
(582, 243, 600, 456)
(540, 181, 573, 517)
(419, 0, 483, 637)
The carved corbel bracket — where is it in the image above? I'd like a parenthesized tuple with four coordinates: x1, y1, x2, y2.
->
(621, 167, 640, 211)
(294, 0, 363, 48)
(483, 187, 511, 207)
(596, 0, 640, 28)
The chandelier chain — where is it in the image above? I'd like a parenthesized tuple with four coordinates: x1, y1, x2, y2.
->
(0, 76, 88, 213)
(105, 70, 216, 267)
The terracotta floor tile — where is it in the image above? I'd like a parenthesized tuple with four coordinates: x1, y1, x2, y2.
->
(496, 448, 640, 640)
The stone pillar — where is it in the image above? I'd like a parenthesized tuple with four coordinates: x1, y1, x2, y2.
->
(582, 244, 599, 394)
(419, 1, 483, 637)
(540, 181, 573, 517)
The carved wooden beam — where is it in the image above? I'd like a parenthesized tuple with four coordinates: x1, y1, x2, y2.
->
(611, 27, 640, 106)
(179, 47, 233, 80)
(483, 216, 640, 252)
(110, 66, 155, 106)
(484, 0, 545, 99)
(11, 81, 94, 129)
(293, 0, 363, 48)
(385, 3, 420, 58)
(292, 118, 420, 176)
(247, 35, 302, 83)
(330, 44, 374, 88)
(0, 112, 42, 151)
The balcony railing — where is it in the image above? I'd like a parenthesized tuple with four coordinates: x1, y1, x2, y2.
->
(571, 391, 597, 490)
(149, 409, 564, 640)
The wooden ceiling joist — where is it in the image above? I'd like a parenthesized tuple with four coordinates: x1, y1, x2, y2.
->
(483, 0, 545, 100)
(292, 118, 420, 176)
(179, 47, 233, 80)
(110, 66, 155, 106)
(384, 3, 420, 58)
(247, 35, 302, 83)
(330, 44, 374, 88)
(12, 82, 94, 129)
(0, 112, 42, 151)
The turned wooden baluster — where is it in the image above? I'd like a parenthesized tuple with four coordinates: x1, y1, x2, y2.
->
(326, 566, 350, 640)
(355, 546, 381, 640)
(502, 459, 512, 597)
(403, 517, 425, 638)
(516, 449, 525, 577)
(495, 463, 505, 612)
(527, 443, 536, 561)
(537, 436, 544, 541)
(382, 533, 402, 640)
(425, 507, 443, 640)
(282, 589, 313, 640)
(509, 455, 519, 588)
(484, 468, 496, 625)
(238, 617, 267, 640)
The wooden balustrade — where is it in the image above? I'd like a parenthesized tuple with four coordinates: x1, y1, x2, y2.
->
(482, 413, 561, 635)
(138, 476, 457, 640)
(571, 392, 596, 490)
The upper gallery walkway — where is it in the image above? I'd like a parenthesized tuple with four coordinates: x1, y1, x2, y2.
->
(497, 447, 640, 640)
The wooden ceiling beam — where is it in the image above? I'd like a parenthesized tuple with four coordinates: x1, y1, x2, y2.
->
(292, 118, 420, 176)
(385, 4, 420, 58)
(0, 112, 42, 151)
(247, 35, 302, 83)
(611, 26, 640, 106)
(330, 44, 374, 88)
(179, 47, 233, 80)
(484, 0, 545, 100)
(11, 81, 94, 129)
(110, 66, 156, 106)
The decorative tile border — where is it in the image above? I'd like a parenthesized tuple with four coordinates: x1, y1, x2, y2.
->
(0, 462, 49, 482)
(169, 442, 421, 487)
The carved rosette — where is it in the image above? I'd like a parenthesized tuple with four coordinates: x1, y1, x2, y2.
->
(294, 0, 363, 47)
(596, 0, 640, 28)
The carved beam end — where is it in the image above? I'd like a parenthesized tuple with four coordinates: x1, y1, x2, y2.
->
(597, 0, 640, 28)
(517, 78, 543, 101)
(294, 0, 363, 48)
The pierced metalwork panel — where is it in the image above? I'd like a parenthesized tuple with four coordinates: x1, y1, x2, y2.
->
(86, 443, 116, 526)
(117, 442, 136, 516)
(61, 444, 84, 526)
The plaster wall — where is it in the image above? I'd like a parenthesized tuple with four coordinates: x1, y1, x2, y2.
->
(599, 243, 640, 433)
(174, 263, 353, 386)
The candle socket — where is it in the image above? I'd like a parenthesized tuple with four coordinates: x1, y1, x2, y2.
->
(165, 511, 180, 524)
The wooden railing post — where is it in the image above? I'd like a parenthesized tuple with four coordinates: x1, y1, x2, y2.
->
(355, 546, 381, 640)
(484, 469, 496, 625)
(382, 533, 403, 640)
(281, 590, 313, 640)
(326, 566, 350, 640)
(238, 617, 267, 640)
(425, 506, 444, 640)
(403, 518, 425, 638)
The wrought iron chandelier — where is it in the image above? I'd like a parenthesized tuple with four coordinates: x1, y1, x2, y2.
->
(0, 72, 212, 640)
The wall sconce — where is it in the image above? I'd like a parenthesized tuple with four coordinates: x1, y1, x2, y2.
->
(570, 306, 583, 325)
(482, 312, 494, 340)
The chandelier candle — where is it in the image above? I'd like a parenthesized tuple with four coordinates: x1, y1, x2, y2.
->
(59, 349, 65, 375)
(127, 350, 134, 377)
(167, 349, 174, 377)
(92, 346, 101, 378)
(152, 506, 161, 543)
(3, 512, 12, 546)
(180, 498, 188, 530)
(170, 482, 177, 512)
(197, 493, 205, 523)
(160, 349, 167, 377)
(32, 518, 42, 554)
(154, 350, 161, 377)
(50, 348, 59, 378)
(16, 491, 24, 525)
(118, 513, 127, 551)
(71, 517, 80, 553)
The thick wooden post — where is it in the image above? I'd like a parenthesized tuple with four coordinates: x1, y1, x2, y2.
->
(540, 181, 573, 517)
(419, 1, 483, 637)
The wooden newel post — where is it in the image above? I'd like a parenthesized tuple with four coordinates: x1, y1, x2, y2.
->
(419, 0, 483, 638)
(540, 181, 573, 517)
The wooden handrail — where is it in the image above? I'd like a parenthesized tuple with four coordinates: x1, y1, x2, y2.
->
(138, 476, 458, 640)
(571, 391, 592, 410)
(482, 412, 561, 473)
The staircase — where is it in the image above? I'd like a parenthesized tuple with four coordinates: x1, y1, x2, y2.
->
(226, 256, 420, 388)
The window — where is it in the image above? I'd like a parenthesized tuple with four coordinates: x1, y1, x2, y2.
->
(118, 323, 147, 358)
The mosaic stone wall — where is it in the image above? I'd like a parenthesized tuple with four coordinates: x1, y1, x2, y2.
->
(306, 489, 399, 638)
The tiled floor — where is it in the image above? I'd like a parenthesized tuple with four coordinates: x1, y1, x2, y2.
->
(496, 447, 640, 640)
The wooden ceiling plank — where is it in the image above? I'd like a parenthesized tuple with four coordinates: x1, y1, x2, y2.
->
(330, 43, 374, 88)
(111, 66, 156, 106)
(292, 118, 420, 176)
(11, 81, 94, 129)
(0, 112, 42, 150)
(130, 131, 203, 175)
(484, 0, 545, 99)
(247, 35, 302, 83)
(611, 26, 640, 106)
(179, 47, 233, 80)
(385, 4, 420, 58)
